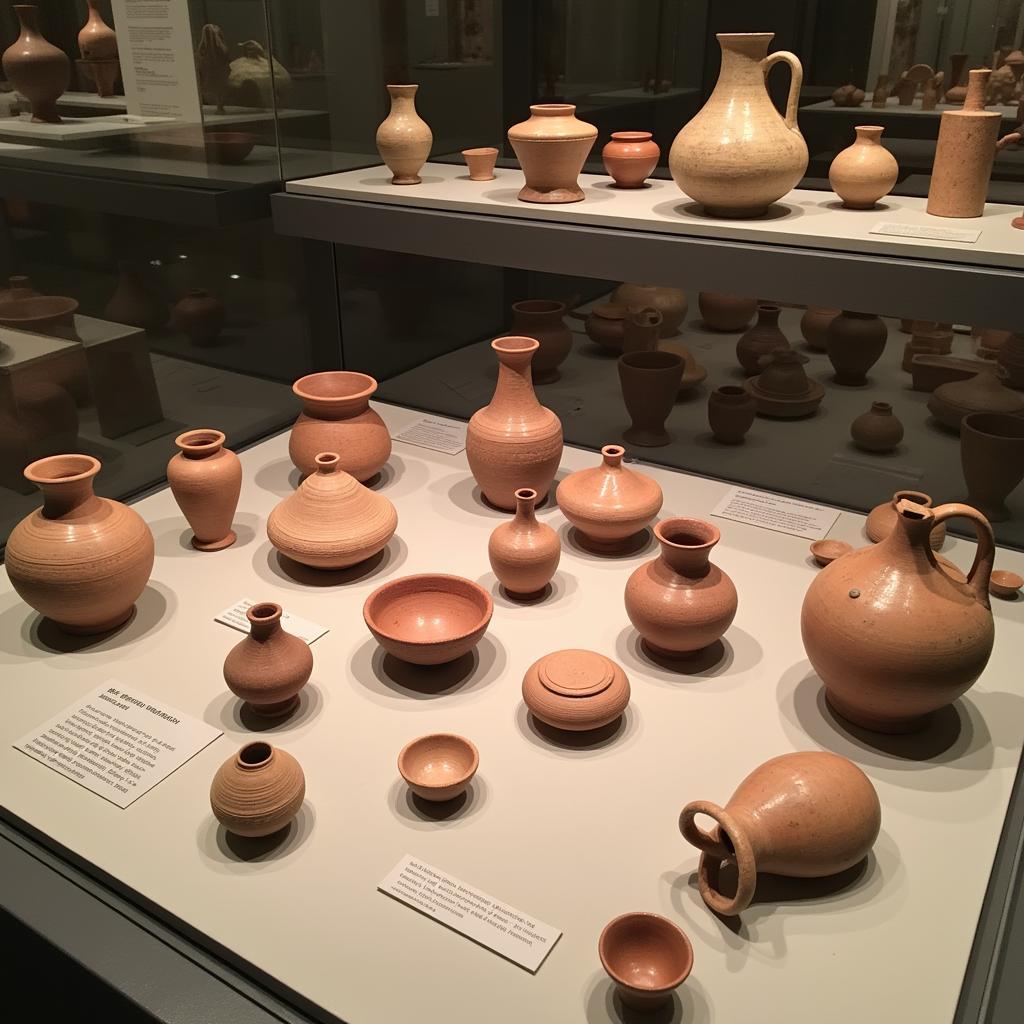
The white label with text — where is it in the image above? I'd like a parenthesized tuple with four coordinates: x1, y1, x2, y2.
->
(712, 486, 839, 540)
(871, 222, 981, 243)
(215, 599, 328, 644)
(392, 416, 467, 455)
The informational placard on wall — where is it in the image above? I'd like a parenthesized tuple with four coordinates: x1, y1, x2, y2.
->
(14, 684, 221, 808)
(712, 486, 840, 540)
(379, 855, 561, 972)
(111, 0, 203, 122)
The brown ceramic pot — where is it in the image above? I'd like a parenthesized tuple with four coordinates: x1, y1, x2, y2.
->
(487, 487, 560, 597)
(612, 284, 687, 337)
(800, 307, 839, 351)
(850, 401, 904, 453)
(602, 131, 660, 188)
(828, 125, 899, 208)
(736, 304, 790, 374)
(104, 262, 168, 330)
(928, 362, 1024, 432)
(522, 649, 630, 732)
(210, 741, 305, 837)
(997, 333, 1024, 389)
(376, 84, 432, 185)
(679, 752, 881, 915)
(598, 913, 693, 1011)
(698, 292, 756, 332)
(398, 733, 478, 802)
(167, 428, 241, 551)
(660, 341, 709, 394)
(621, 307, 662, 354)
(508, 299, 572, 383)
(575, 303, 626, 352)
(556, 444, 663, 551)
(466, 337, 563, 510)
(507, 103, 597, 203)
(78, 0, 117, 59)
(960, 413, 1024, 522)
(825, 310, 888, 385)
(171, 290, 224, 345)
(618, 351, 683, 447)
(625, 517, 737, 657)
(974, 327, 1013, 357)
(0, 275, 39, 304)
(6, 454, 154, 634)
(223, 602, 313, 717)
(911, 355, 985, 393)
(866, 490, 946, 550)
(289, 371, 391, 481)
(204, 131, 256, 164)
(3, 5, 70, 123)
(196, 23, 230, 113)
(745, 349, 824, 418)
(802, 499, 995, 732)
(0, 295, 79, 341)
(268, 451, 397, 569)
(461, 147, 498, 181)
(707, 385, 756, 443)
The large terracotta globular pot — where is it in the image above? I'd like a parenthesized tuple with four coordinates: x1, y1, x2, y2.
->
(507, 103, 597, 203)
(375, 84, 432, 185)
(928, 362, 1024, 432)
(167, 428, 242, 551)
(557, 444, 662, 552)
(625, 517, 737, 657)
(289, 371, 391, 481)
(679, 752, 881, 916)
(669, 33, 807, 217)
(210, 741, 305, 838)
(618, 350, 683, 447)
(825, 310, 888, 385)
(828, 125, 899, 208)
(268, 452, 397, 569)
(736, 304, 790, 375)
(466, 336, 563, 510)
(612, 283, 687, 337)
(802, 499, 995, 732)
(960, 413, 1024, 522)
(508, 299, 572, 383)
(6, 454, 154, 634)
(487, 487, 560, 597)
(2, 5, 70, 124)
(698, 292, 756, 332)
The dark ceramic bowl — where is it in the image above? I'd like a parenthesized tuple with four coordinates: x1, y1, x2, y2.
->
(204, 131, 257, 165)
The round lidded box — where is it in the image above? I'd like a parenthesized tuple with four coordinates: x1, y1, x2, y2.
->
(522, 649, 630, 731)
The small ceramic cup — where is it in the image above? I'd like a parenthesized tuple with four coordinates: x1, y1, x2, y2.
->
(398, 733, 479, 802)
(462, 147, 499, 181)
(989, 569, 1022, 600)
(809, 539, 854, 567)
(599, 912, 694, 1010)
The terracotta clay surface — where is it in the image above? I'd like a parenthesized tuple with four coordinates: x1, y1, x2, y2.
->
(268, 452, 397, 569)
(669, 33, 807, 217)
(810, 539, 853, 566)
(522, 648, 630, 732)
(466, 337, 563, 510)
(574, 303, 626, 352)
(598, 913, 693, 1010)
(398, 733, 478, 802)
(487, 487, 560, 596)
(867, 489, 946, 550)
(78, 0, 117, 60)
(745, 349, 824, 418)
(851, 401, 904, 453)
(621, 307, 662, 354)
(989, 569, 1022, 599)
(170, 290, 224, 346)
(289, 371, 391, 481)
(461, 147, 498, 181)
(167, 428, 241, 551)
(800, 306, 839, 352)
(376, 84, 432, 185)
(602, 131, 660, 189)
(6, 454, 154, 634)
(707, 386, 756, 444)
(223, 602, 313, 717)
(508, 299, 572, 383)
(3, 5, 70, 123)
(210, 741, 305, 838)
(997, 333, 1024, 389)
(556, 444, 663, 550)
(828, 125, 899, 208)
(618, 351, 684, 447)
(928, 363, 1024, 432)
(611, 283, 687, 337)
(736, 304, 790, 375)
(802, 499, 995, 732)
(363, 574, 493, 665)
(679, 752, 881, 915)
(960, 412, 1024, 522)
(507, 104, 597, 203)
(625, 517, 738, 657)
(825, 310, 888, 386)
(698, 292, 756, 332)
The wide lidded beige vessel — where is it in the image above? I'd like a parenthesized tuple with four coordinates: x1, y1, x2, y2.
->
(507, 103, 597, 203)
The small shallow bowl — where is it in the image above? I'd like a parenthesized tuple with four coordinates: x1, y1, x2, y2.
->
(990, 569, 1023, 600)
(363, 573, 493, 665)
(599, 912, 694, 1010)
(204, 131, 257, 164)
(398, 733, 479, 802)
(809, 539, 853, 567)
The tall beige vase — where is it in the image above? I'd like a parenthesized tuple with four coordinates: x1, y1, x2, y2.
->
(375, 84, 432, 185)
(668, 33, 807, 217)
(927, 70, 1000, 218)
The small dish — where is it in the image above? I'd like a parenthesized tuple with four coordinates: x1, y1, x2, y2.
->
(990, 569, 1023, 600)
(363, 573, 493, 665)
(599, 912, 694, 1010)
(398, 733, 479, 802)
(204, 131, 257, 164)
(809, 539, 853, 567)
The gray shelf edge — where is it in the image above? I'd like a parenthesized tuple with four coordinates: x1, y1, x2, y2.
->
(270, 191, 1024, 330)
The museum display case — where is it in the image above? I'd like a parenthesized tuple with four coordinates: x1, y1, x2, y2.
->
(3, 3, 1024, 1024)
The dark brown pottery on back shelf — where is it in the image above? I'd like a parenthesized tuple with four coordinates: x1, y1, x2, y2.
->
(707, 385, 756, 443)
(736, 304, 790, 375)
(850, 402, 904, 453)
(618, 351, 683, 447)
(928, 363, 1024, 433)
(826, 310, 888, 386)
(745, 350, 824, 418)
(960, 413, 1024, 522)
(508, 299, 573, 383)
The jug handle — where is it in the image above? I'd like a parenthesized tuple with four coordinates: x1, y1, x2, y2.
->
(929, 502, 995, 607)
(679, 800, 757, 916)
(762, 50, 803, 132)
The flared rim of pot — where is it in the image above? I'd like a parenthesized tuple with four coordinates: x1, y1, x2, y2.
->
(385, 83, 418, 92)
(655, 516, 720, 551)
(609, 131, 653, 142)
(619, 350, 683, 370)
(461, 146, 498, 157)
(598, 912, 694, 994)
(293, 370, 377, 403)
(24, 453, 101, 486)
(889, 489, 933, 508)
(962, 412, 1024, 440)
(236, 741, 274, 770)
(714, 385, 748, 399)
(175, 427, 225, 454)
(528, 103, 577, 116)
(246, 602, 283, 627)
(491, 335, 539, 355)
(853, 124, 885, 135)
(511, 298, 566, 315)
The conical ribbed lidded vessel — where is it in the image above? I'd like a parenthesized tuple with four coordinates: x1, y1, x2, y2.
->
(267, 452, 398, 568)
(210, 741, 305, 837)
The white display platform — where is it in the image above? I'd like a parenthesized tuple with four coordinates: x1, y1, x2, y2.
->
(804, 96, 1021, 119)
(0, 112, 175, 142)
(1, 404, 1023, 1024)
(285, 162, 1024, 270)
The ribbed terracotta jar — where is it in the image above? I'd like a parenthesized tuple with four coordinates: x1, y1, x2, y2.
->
(522, 649, 630, 731)
(466, 337, 563, 510)
(825, 310, 888, 385)
(866, 489, 946, 550)
(556, 444, 663, 550)
(2, 5, 70, 124)
(602, 131, 660, 188)
(800, 306, 839, 351)
(507, 104, 597, 203)
(828, 125, 899, 208)
(289, 371, 391, 481)
(625, 517, 738, 657)
(6, 454, 154, 634)
(167, 428, 242, 551)
(698, 292, 756, 332)
(850, 402, 904, 453)
(223, 603, 313, 717)
(508, 299, 572, 383)
(268, 452, 397, 569)
(802, 499, 995, 732)
(736, 304, 790, 374)
(707, 386, 756, 444)
(487, 487, 560, 597)
(210, 741, 305, 838)
(375, 84, 432, 185)
(679, 752, 881, 916)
